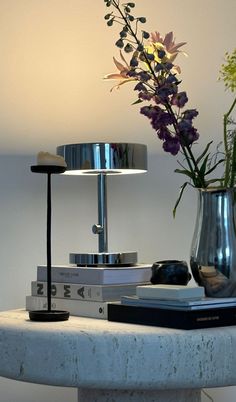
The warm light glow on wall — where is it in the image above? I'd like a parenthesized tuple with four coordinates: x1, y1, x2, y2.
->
(0, 0, 235, 153)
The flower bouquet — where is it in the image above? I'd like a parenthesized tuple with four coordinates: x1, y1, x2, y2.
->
(103, 0, 236, 216)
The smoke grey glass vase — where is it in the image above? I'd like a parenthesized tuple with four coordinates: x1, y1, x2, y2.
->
(190, 188, 236, 297)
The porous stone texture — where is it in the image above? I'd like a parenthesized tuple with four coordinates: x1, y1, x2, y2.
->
(0, 310, 236, 402)
(77, 388, 201, 402)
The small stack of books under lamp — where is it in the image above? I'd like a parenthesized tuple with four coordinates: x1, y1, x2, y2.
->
(26, 264, 152, 319)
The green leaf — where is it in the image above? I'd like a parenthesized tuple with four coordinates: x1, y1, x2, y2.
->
(174, 168, 195, 180)
(199, 153, 210, 176)
(131, 98, 143, 105)
(173, 182, 188, 218)
(196, 141, 213, 164)
(205, 159, 224, 175)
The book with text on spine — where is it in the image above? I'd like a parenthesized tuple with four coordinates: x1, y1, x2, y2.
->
(31, 281, 148, 302)
(37, 264, 152, 285)
(107, 302, 236, 330)
(26, 295, 108, 319)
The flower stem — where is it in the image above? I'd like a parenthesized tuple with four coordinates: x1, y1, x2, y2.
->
(223, 96, 236, 187)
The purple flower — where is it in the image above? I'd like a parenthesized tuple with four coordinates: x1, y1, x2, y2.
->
(151, 110, 175, 130)
(140, 105, 158, 118)
(177, 119, 199, 145)
(134, 82, 146, 91)
(155, 83, 177, 102)
(171, 91, 188, 108)
(182, 109, 199, 121)
(157, 126, 171, 140)
(163, 136, 180, 155)
(138, 91, 153, 100)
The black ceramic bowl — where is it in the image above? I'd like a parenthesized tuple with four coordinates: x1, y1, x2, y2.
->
(151, 260, 191, 285)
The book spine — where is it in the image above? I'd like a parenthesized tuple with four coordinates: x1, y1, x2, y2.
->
(32, 281, 105, 301)
(26, 295, 107, 319)
(31, 281, 138, 302)
(37, 265, 152, 285)
(37, 266, 102, 285)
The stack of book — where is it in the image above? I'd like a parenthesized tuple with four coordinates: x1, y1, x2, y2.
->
(107, 284, 236, 329)
(26, 264, 152, 319)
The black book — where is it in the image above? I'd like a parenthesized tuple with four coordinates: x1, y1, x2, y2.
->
(107, 302, 236, 330)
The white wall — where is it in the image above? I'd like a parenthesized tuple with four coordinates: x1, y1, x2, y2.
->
(0, 153, 233, 402)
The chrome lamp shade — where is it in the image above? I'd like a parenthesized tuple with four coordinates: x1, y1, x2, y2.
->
(57, 142, 147, 266)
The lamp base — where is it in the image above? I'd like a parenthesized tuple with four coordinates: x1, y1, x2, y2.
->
(70, 252, 138, 266)
(29, 310, 70, 322)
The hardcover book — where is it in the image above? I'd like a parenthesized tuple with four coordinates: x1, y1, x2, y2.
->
(107, 302, 236, 329)
(31, 281, 146, 302)
(121, 295, 236, 310)
(26, 295, 108, 319)
(37, 264, 152, 285)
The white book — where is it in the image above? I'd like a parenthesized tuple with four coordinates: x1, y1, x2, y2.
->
(26, 295, 108, 319)
(121, 295, 236, 310)
(31, 281, 146, 302)
(37, 264, 152, 285)
(136, 284, 205, 300)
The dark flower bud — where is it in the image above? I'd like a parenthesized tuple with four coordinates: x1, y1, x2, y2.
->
(127, 70, 137, 78)
(164, 62, 173, 70)
(127, 2, 135, 7)
(130, 57, 138, 67)
(106, 0, 112, 6)
(146, 53, 155, 61)
(124, 43, 133, 53)
(120, 30, 127, 38)
(155, 63, 164, 72)
(123, 25, 129, 32)
(125, 6, 131, 13)
(104, 14, 111, 20)
(115, 39, 124, 48)
(139, 71, 150, 81)
(107, 19, 114, 26)
(139, 17, 146, 23)
(134, 82, 146, 91)
(142, 31, 150, 39)
(166, 74, 178, 84)
(158, 49, 166, 59)
(128, 15, 135, 21)
(137, 43, 144, 52)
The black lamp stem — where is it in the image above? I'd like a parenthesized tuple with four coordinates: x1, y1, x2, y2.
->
(47, 173, 52, 312)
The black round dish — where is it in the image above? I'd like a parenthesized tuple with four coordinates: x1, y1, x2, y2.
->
(151, 260, 191, 285)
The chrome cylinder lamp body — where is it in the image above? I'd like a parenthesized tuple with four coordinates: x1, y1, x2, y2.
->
(57, 142, 147, 266)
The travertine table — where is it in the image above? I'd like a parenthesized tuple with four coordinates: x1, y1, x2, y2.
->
(0, 310, 236, 402)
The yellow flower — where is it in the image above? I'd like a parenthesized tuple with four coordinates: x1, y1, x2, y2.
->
(147, 31, 187, 73)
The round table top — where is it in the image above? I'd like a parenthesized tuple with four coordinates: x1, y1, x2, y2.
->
(0, 309, 236, 390)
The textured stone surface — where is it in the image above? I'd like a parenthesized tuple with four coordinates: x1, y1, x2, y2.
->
(0, 309, 236, 393)
(77, 388, 201, 402)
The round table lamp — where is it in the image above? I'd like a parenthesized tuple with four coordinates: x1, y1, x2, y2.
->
(57, 142, 147, 266)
